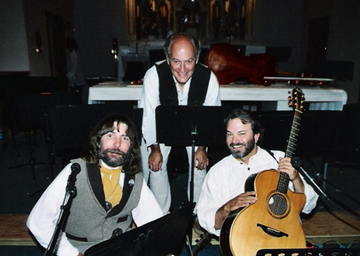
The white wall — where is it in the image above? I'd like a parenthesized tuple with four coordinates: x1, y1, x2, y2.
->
(0, 0, 30, 72)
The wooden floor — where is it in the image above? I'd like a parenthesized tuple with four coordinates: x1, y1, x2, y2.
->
(0, 214, 34, 246)
(302, 210, 360, 244)
(1, 210, 359, 247)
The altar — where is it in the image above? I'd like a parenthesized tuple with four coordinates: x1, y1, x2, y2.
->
(88, 82, 347, 111)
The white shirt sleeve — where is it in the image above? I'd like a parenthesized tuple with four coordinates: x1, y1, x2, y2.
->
(131, 179, 164, 226)
(196, 172, 224, 236)
(140, 64, 161, 147)
(203, 72, 221, 106)
(26, 163, 79, 256)
(291, 174, 319, 214)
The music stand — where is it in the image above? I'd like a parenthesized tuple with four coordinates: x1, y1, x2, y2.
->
(155, 105, 230, 203)
(84, 203, 195, 256)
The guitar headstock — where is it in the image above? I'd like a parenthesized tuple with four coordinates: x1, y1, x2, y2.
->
(288, 87, 305, 112)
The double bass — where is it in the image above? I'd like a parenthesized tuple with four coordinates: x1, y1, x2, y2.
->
(206, 43, 333, 86)
(206, 43, 276, 85)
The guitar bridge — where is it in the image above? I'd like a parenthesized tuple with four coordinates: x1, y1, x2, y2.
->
(257, 223, 288, 238)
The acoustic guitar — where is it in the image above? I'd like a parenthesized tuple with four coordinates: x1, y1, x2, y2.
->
(219, 87, 306, 256)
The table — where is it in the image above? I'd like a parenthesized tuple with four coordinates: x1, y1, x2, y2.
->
(88, 82, 347, 111)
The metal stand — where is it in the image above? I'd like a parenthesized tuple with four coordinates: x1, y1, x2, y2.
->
(44, 163, 80, 256)
(155, 105, 230, 254)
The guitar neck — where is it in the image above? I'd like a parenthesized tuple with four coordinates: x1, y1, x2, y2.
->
(284, 109, 302, 158)
(278, 93, 304, 193)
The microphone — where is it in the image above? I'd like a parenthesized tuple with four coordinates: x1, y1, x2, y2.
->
(66, 163, 81, 195)
(291, 156, 328, 198)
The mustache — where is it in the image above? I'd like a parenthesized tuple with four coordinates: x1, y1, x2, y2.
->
(230, 143, 244, 147)
(103, 149, 125, 155)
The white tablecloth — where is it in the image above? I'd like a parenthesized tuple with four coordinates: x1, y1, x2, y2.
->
(88, 82, 347, 111)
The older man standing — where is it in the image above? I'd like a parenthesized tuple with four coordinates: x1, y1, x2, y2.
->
(140, 32, 221, 214)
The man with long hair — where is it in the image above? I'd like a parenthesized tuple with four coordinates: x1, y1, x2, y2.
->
(27, 114, 163, 256)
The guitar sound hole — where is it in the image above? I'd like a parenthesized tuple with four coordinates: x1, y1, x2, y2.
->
(268, 193, 288, 216)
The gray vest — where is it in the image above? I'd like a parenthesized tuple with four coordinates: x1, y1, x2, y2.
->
(64, 158, 143, 254)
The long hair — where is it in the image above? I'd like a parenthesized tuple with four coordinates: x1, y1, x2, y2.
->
(81, 114, 141, 175)
(163, 32, 201, 59)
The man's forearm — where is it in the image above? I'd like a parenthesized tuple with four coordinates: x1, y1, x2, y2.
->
(215, 204, 230, 230)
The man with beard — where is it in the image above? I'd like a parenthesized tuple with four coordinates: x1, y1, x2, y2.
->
(195, 108, 318, 237)
(27, 114, 163, 256)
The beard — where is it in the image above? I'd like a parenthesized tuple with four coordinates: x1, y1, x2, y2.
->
(99, 148, 131, 168)
(229, 137, 256, 160)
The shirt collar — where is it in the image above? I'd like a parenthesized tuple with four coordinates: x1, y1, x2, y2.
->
(99, 159, 121, 170)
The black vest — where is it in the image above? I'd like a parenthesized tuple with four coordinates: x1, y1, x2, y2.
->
(156, 61, 211, 106)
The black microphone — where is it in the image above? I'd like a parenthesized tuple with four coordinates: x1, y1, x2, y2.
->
(67, 163, 81, 195)
(290, 156, 303, 169)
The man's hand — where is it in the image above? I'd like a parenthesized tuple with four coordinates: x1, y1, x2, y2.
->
(278, 157, 304, 193)
(194, 146, 209, 170)
(277, 157, 298, 180)
(215, 191, 257, 229)
(224, 191, 257, 212)
(148, 144, 163, 171)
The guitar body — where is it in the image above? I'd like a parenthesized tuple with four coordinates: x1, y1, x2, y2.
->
(219, 212, 238, 256)
(220, 169, 306, 256)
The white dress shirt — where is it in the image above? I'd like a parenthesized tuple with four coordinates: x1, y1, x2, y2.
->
(196, 147, 319, 236)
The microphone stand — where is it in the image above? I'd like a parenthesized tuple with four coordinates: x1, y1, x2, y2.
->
(189, 123, 198, 204)
(44, 163, 81, 256)
(185, 123, 198, 256)
(291, 157, 360, 220)
(317, 174, 360, 208)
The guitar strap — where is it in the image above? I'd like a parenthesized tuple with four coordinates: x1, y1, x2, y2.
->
(265, 149, 279, 164)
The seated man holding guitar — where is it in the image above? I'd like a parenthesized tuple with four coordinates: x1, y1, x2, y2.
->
(196, 106, 319, 256)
